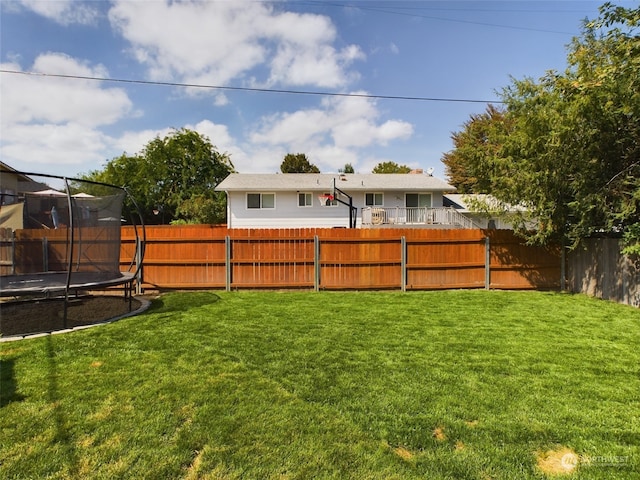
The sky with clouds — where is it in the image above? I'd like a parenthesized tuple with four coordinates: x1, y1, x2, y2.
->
(0, 0, 618, 182)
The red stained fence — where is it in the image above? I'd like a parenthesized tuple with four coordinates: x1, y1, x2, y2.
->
(120, 226, 562, 291)
(0, 226, 122, 276)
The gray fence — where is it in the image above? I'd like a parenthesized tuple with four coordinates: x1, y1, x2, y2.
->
(567, 237, 640, 307)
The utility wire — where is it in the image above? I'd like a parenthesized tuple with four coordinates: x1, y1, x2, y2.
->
(298, 1, 580, 35)
(0, 69, 504, 104)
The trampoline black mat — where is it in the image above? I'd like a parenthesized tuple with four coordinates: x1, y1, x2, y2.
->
(0, 271, 135, 296)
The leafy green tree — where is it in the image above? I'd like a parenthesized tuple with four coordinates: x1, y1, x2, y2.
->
(280, 153, 320, 173)
(445, 3, 640, 250)
(371, 161, 411, 173)
(81, 129, 235, 224)
(341, 163, 355, 174)
(441, 105, 510, 194)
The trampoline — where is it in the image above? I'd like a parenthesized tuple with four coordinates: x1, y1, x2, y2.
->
(0, 271, 136, 297)
(0, 170, 145, 323)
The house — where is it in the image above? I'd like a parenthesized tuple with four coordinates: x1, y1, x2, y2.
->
(443, 194, 523, 230)
(0, 163, 50, 230)
(0, 162, 48, 205)
(215, 172, 480, 229)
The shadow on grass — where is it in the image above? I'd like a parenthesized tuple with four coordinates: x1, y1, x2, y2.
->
(147, 291, 221, 314)
(0, 358, 25, 407)
(45, 336, 80, 476)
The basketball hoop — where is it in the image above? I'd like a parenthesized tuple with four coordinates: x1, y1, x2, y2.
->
(318, 193, 335, 206)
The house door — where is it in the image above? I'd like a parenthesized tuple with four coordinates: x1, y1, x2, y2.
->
(405, 193, 432, 223)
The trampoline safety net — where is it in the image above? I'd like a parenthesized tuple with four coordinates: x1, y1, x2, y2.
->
(0, 171, 141, 297)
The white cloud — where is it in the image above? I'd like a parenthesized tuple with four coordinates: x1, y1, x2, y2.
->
(248, 93, 414, 172)
(375, 120, 414, 145)
(188, 120, 235, 154)
(111, 128, 174, 158)
(213, 93, 229, 107)
(307, 145, 360, 172)
(18, 0, 99, 25)
(108, 0, 363, 90)
(1, 54, 132, 127)
(233, 147, 281, 173)
(0, 54, 134, 176)
(110, 120, 237, 160)
(252, 94, 412, 148)
(2, 122, 110, 169)
(251, 109, 330, 146)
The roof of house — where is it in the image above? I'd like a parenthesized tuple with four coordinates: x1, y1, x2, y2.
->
(0, 162, 37, 184)
(216, 173, 455, 192)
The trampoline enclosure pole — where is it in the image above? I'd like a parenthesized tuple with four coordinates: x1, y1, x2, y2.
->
(63, 178, 75, 328)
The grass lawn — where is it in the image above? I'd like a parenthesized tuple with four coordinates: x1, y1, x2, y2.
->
(1, 290, 639, 479)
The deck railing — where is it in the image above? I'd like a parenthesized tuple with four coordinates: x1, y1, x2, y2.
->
(362, 207, 480, 229)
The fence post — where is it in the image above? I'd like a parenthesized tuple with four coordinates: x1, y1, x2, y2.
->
(560, 244, 566, 291)
(314, 235, 320, 292)
(11, 231, 16, 275)
(485, 236, 490, 290)
(42, 237, 49, 272)
(225, 235, 231, 292)
(135, 236, 143, 295)
(401, 236, 406, 292)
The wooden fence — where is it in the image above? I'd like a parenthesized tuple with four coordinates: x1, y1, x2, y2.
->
(120, 226, 562, 291)
(568, 237, 640, 306)
(7, 225, 640, 301)
(0, 227, 122, 276)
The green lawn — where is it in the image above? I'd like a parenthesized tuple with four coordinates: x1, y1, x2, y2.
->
(1, 290, 639, 479)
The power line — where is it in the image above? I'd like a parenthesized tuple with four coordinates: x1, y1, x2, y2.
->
(297, 1, 580, 35)
(0, 69, 504, 104)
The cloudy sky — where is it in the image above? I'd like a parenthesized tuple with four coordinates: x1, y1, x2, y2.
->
(0, 1, 616, 181)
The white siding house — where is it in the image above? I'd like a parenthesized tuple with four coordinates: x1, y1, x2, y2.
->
(215, 173, 476, 229)
(443, 194, 523, 230)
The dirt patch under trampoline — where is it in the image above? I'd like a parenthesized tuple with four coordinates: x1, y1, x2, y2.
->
(0, 296, 142, 338)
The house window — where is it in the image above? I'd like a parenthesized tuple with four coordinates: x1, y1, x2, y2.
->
(298, 192, 312, 207)
(1, 188, 16, 205)
(365, 193, 383, 207)
(247, 193, 275, 209)
(406, 193, 432, 208)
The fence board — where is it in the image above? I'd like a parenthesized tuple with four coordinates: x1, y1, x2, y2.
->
(0, 227, 13, 275)
(10, 227, 122, 274)
(11, 225, 637, 299)
(116, 226, 562, 291)
(568, 237, 640, 306)
(486, 230, 561, 290)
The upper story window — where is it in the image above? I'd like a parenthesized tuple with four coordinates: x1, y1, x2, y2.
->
(406, 193, 432, 208)
(298, 192, 312, 207)
(247, 192, 275, 209)
(365, 192, 384, 207)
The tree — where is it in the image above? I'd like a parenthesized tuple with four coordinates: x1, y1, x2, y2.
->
(341, 163, 355, 174)
(80, 129, 235, 224)
(443, 3, 640, 250)
(441, 105, 510, 194)
(371, 161, 411, 173)
(280, 153, 320, 173)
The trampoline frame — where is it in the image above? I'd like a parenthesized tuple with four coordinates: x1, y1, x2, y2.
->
(0, 171, 145, 322)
